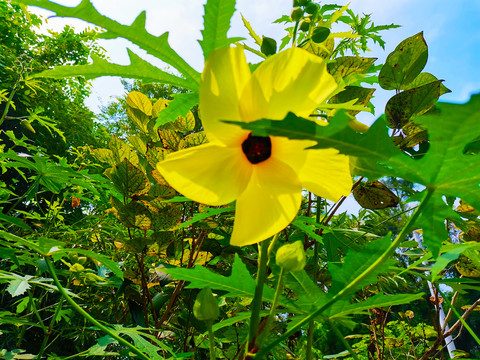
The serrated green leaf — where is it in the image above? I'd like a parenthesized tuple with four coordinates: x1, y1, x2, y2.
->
(175, 206, 234, 230)
(34, 50, 193, 90)
(241, 13, 262, 46)
(328, 293, 425, 318)
(388, 94, 480, 257)
(6, 277, 31, 297)
(329, 234, 394, 296)
(16, 0, 200, 86)
(379, 32, 428, 90)
(163, 253, 276, 301)
(155, 93, 199, 128)
(199, 0, 239, 60)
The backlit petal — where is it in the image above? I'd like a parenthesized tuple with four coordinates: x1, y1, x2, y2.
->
(239, 47, 337, 122)
(297, 148, 352, 201)
(200, 47, 251, 145)
(230, 158, 302, 246)
(157, 143, 252, 206)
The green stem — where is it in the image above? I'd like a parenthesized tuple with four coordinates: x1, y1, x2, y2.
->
(207, 322, 216, 360)
(256, 267, 285, 348)
(6, 176, 41, 216)
(0, 87, 17, 126)
(307, 196, 322, 359)
(45, 257, 150, 360)
(36, 292, 64, 359)
(247, 238, 271, 354)
(256, 190, 433, 357)
(329, 320, 360, 360)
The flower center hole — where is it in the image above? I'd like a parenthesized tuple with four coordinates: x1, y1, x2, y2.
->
(242, 133, 272, 164)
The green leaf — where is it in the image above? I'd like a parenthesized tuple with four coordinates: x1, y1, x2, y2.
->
(403, 72, 451, 94)
(327, 56, 377, 84)
(178, 132, 208, 149)
(6, 276, 31, 297)
(199, 0, 239, 60)
(175, 206, 234, 230)
(241, 14, 262, 46)
(15, 0, 199, 86)
(385, 80, 446, 129)
(328, 85, 375, 116)
(34, 50, 194, 90)
(329, 234, 394, 296)
(127, 91, 152, 116)
(108, 158, 150, 198)
(328, 293, 425, 318)
(388, 94, 480, 256)
(50, 249, 124, 279)
(379, 32, 428, 90)
(155, 93, 199, 128)
(163, 253, 276, 301)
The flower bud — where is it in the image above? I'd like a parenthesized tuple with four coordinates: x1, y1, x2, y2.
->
(276, 241, 306, 272)
(193, 287, 219, 322)
(291, 7, 304, 22)
(299, 19, 311, 32)
(305, 2, 320, 14)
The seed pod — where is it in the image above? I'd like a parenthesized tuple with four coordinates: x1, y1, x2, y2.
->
(291, 7, 304, 22)
(305, 2, 320, 14)
(276, 241, 306, 273)
(299, 19, 311, 32)
(193, 287, 219, 322)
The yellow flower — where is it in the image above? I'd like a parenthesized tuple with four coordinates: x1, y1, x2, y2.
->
(157, 47, 352, 246)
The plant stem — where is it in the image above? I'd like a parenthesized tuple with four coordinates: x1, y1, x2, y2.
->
(247, 238, 271, 355)
(0, 87, 17, 126)
(256, 268, 285, 348)
(207, 321, 216, 360)
(329, 320, 360, 360)
(256, 190, 433, 357)
(45, 257, 150, 360)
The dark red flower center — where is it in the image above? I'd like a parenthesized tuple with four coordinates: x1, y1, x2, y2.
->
(241, 133, 272, 164)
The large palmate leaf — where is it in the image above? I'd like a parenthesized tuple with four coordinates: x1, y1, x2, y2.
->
(163, 254, 276, 301)
(15, 0, 200, 87)
(232, 95, 480, 257)
(386, 94, 480, 256)
(34, 50, 194, 89)
(199, 0, 242, 60)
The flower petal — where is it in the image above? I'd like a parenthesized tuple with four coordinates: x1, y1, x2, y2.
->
(200, 47, 251, 145)
(157, 143, 252, 205)
(296, 148, 352, 201)
(240, 47, 337, 122)
(230, 158, 302, 246)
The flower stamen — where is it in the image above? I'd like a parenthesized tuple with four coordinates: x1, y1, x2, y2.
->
(242, 133, 272, 164)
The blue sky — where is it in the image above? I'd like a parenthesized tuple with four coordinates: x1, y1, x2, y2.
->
(32, 0, 480, 120)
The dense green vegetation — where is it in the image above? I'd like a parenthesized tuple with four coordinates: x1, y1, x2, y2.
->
(1, 1, 479, 359)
